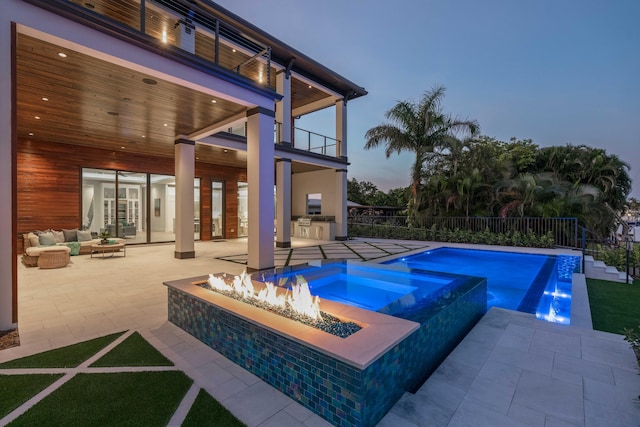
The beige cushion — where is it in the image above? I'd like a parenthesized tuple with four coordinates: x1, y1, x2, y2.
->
(26, 245, 71, 256)
(52, 230, 65, 244)
(27, 232, 39, 248)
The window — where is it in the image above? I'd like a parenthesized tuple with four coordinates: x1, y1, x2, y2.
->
(238, 182, 248, 237)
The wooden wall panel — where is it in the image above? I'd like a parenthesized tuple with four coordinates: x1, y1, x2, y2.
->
(17, 138, 246, 252)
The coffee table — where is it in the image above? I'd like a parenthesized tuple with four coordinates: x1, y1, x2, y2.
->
(90, 242, 126, 259)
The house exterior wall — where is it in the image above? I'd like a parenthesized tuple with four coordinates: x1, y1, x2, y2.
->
(16, 138, 247, 253)
(291, 169, 339, 217)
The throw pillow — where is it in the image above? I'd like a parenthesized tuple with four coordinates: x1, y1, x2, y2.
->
(27, 232, 40, 248)
(62, 229, 78, 242)
(77, 230, 92, 242)
(52, 230, 65, 244)
(65, 242, 81, 256)
(38, 231, 57, 246)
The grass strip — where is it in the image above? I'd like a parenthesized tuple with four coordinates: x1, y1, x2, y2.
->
(0, 374, 63, 418)
(8, 371, 192, 427)
(587, 278, 640, 334)
(182, 388, 246, 427)
(90, 331, 173, 367)
(0, 331, 125, 369)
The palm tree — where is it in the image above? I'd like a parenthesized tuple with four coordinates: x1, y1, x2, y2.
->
(364, 85, 478, 224)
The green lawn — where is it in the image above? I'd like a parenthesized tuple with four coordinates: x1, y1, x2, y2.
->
(8, 372, 192, 427)
(587, 278, 640, 334)
(0, 332, 124, 369)
(0, 374, 63, 418)
(90, 331, 173, 367)
(0, 332, 246, 426)
(182, 389, 246, 427)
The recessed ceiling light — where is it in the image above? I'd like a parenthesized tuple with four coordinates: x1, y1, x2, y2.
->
(211, 99, 217, 103)
(58, 52, 67, 58)
(196, 157, 200, 160)
(121, 146, 125, 149)
(224, 149, 228, 153)
(28, 132, 34, 136)
(232, 49, 236, 53)
(142, 78, 157, 85)
(34, 116, 40, 120)
(163, 123, 168, 127)
(308, 85, 312, 89)
(141, 135, 146, 138)
(41, 97, 49, 101)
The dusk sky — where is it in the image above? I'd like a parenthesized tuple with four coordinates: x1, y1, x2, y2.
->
(215, 0, 640, 199)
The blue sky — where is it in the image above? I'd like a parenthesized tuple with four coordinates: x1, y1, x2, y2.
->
(215, 0, 640, 199)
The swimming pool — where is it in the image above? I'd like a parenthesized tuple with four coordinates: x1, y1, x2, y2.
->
(256, 260, 485, 321)
(385, 247, 580, 324)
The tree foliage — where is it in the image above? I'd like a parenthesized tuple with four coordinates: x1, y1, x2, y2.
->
(364, 85, 478, 224)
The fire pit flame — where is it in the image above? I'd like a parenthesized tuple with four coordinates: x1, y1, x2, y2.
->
(207, 272, 323, 321)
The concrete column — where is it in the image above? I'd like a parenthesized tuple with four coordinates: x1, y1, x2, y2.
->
(0, 21, 15, 330)
(335, 169, 348, 241)
(276, 159, 291, 248)
(336, 99, 347, 159)
(174, 138, 195, 259)
(275, 71, 292, 145)
(246, 107, 275, 270)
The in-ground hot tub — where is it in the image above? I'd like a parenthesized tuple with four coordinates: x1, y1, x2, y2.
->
(165, 261, 486, 427)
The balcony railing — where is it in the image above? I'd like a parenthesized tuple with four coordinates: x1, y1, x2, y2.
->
(229, 122, 340, 158)
(292, 127, 338, 157)
(64, 0, 274, 89)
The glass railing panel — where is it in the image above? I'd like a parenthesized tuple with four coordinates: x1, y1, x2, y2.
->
(293, 127, 338, 157)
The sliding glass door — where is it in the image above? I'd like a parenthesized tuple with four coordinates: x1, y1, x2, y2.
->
(82, 168, 200, 244)
(211, 181, 224, 238)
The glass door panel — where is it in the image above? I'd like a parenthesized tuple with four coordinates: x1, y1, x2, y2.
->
(150, 174, 175, 243)
(211, 181, 224, 238)
(81, 168, 116, 237)
(117, 172, 147, 243)
(237, 182, 248, 237)
(194, 178, 201, 241)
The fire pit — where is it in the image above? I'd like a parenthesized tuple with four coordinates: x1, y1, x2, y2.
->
(165, 267, 486, 427)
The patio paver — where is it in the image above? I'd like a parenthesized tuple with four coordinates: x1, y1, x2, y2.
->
(3, 238, 639, 426)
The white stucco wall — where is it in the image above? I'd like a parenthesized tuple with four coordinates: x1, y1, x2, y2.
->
(292, 169, 338, 217)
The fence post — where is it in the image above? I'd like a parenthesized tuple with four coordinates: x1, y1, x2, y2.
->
(581, 227, 586, 274)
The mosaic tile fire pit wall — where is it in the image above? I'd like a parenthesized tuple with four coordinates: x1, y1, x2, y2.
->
(166, 275, 486, 427)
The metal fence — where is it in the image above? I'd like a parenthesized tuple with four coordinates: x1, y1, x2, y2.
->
(579, 226, 640, 280)
(347, 216, 579, 248)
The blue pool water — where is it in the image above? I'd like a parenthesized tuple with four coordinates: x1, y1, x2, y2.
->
(255, 248, 580, 325)
(385, 248, 580, 324)
(256, 261, 482, 316)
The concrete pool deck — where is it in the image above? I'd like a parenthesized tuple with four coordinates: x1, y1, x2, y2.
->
(2, 238, 639, 426)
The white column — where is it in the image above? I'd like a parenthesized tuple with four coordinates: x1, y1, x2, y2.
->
(247, 107, 275, 270)
(174, 138, 195, 259)
(275, 71, 292, 145)
(335, 169, 348, 240)
(0, 18, 15, 330)
(336, 99, 347, 158)
(276, 159, 291, 248)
